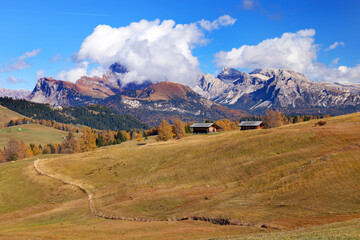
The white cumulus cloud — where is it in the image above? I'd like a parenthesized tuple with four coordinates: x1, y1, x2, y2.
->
(215, 29, 360, 83)
(59, 16, 235, 86)
(215, 29, 317, 73)
(57, 61, 89, 82)
(74, 19, 204, 86)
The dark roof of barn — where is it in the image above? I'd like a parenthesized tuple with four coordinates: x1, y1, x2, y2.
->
(238, 121, 263, 127)
(190, 123, 221, 128)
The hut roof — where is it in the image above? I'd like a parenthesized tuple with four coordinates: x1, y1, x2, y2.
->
(238, 121, 263, 127)
(190, 123, 221, 128)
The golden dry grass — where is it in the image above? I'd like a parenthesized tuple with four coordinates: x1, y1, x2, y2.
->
(37, 113, 360, 228)
(1, 113, 360, 239)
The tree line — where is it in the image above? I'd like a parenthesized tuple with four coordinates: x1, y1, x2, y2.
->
(0, 97, 148, 131)
(0, 126, 160, 162)
(0, 107, 331, 162)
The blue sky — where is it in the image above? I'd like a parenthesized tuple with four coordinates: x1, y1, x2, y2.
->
(0, 0, 359, 90)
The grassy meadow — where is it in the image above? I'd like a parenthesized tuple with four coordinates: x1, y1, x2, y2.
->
(0, 124, 69, 147)
(0, 112, 360, 239)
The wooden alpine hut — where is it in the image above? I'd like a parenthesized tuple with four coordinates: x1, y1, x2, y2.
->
(190, 123, 221, 134)
(238, 121, 264, 130)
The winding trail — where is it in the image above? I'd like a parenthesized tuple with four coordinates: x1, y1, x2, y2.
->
(34, 158, 165, 222)
(33, 158, 253, 226)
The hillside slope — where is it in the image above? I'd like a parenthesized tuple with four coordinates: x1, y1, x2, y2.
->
(0, 97, 148, 131)
(0, 124, 70, 147)
(37, 112, 360, 230)
(0, 105, 24, 125)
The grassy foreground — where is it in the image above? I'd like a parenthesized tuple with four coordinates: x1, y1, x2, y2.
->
(0, 113, 360, 239)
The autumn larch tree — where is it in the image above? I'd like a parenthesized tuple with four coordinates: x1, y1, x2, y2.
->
(137, 130, 144, 141)
(79, 127, 97, 152)
(263, 109, 283, 129)
(5, 137, 32, 161)
(157, 119, 173, 141)
(173, 119, 185, 139)
(61, 132, 79, 154)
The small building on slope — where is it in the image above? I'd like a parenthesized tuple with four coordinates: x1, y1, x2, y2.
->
(238, 121, 264, 130)
(190, 123, 221, 134)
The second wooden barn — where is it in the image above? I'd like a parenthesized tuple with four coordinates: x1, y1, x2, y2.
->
(238, 121, 264, 130)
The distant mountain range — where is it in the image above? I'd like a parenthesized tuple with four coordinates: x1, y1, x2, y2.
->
(104, 81, 246, 125)
(0, 88, 30, 100)
(194, 67, 360, 115)
(21, 64, 246, 124)
(1, 64, 359, 123)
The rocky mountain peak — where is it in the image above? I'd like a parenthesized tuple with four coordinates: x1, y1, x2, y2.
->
(109, 63, 128, 74)
(253, 68, 309, 82)
(195, 67, 360, 114)
(128, 81, 192, 101)
(218, 67, 250, 84)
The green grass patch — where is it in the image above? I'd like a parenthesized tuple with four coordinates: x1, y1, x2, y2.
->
(0, 124, 69, 147)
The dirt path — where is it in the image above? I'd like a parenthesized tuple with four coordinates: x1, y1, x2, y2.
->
(33, 158, 254, 226)
(33, 158, 163, 222)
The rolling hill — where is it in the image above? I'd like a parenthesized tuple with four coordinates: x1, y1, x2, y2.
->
(0, 105, 24, 125)
(0, 104, 71, 147)
(0, 124, 70, 147)
(0, 112, 355, 239)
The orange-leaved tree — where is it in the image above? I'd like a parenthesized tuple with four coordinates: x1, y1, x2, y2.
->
(79, 127, 97, 152)
(157, 119, 173, 141)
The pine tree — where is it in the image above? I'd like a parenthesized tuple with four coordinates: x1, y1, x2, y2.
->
(96, 133, 104, 147)
(185, 124, 191, 133)
(116, 130, 126, 142)
(8, 120, 14, 127)
(293, 115, 300, 123)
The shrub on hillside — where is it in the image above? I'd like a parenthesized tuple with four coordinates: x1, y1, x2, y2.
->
(315, 121, 327, 126)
